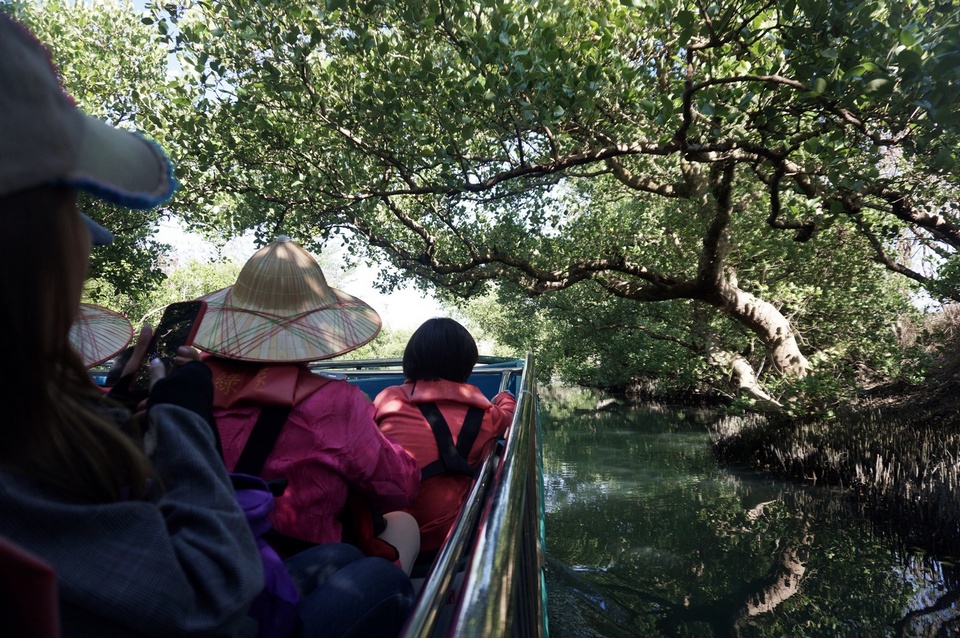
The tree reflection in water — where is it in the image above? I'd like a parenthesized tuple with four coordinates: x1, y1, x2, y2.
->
(542, 386, 960, 637)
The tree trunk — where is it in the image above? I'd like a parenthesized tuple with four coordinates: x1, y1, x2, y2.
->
(730, 533, 814, 636)
(694, 161, 810, 380)
(715, 281, 810, 378)
(707, 350, 783, 408)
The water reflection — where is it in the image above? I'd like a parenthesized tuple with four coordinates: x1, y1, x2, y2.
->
(542, 386, 960, 637)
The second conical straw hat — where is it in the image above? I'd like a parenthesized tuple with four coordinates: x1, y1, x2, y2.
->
(68, 303, 134, 368)
(192, 236, 381, 362)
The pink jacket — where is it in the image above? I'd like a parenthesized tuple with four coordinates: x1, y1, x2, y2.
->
(374, 379, 516, 551)
(211, 362, 420, 546)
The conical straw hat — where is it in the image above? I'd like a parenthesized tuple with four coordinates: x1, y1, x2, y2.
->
(69, 303, 134, 368)
(193, 236, 382, 363)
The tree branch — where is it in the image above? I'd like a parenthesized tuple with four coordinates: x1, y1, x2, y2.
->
(879, 187, 960, 249)
(606, 157, 689, 197)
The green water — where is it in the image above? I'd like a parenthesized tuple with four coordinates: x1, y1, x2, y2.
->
(541, 387, 960, 638)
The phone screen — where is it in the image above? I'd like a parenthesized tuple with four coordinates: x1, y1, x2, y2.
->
(131, 300, 207, 393)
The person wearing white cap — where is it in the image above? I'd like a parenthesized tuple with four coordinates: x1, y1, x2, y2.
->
(0, 13, 264, 637)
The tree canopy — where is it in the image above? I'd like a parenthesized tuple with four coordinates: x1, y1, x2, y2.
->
(15, 0, 957, 405)
(149, 0, 958, 404)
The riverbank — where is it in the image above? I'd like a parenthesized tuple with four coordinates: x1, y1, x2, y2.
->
(712, 374, 960, 558)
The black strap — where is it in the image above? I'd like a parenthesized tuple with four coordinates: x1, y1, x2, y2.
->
(233, 405, 293, 477)
(418, 402, 485, 480)
(230, 405, 314, 554)
(455, 406, 484, 460)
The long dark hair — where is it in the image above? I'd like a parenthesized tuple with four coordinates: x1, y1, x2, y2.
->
(402, 317, 478, 383)
(0, 185, 151, 503)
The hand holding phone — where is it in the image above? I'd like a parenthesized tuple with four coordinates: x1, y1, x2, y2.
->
(130, 301, 207, 394)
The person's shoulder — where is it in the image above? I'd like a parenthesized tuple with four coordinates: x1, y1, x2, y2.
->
(492, 390, 517, 411)
(300, 375, 354, 400)
(374, 383, 407, 401)
(428, 381, 493, 408)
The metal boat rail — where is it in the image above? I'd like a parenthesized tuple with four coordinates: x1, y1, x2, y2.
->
(398, 352, 547, 638)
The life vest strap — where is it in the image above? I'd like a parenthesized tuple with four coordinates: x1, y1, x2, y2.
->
(418, 402, 484, 480)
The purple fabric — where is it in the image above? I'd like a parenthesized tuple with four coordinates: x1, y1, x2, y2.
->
(232, 473, 301, 638)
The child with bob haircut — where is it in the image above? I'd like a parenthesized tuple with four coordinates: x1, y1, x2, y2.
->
(374, 318, 517, 555)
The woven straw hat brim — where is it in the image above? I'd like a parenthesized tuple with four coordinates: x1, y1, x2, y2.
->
(69, 303, 133, 367)
(193, 285, 382, 363)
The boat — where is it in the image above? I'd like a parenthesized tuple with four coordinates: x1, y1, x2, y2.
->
(311, 353, 548, 637)
(88, 352, 549, 636)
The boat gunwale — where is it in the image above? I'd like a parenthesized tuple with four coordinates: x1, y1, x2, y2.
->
(399, 351, 546, 638)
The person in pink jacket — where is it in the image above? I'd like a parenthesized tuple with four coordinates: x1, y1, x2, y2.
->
(191, 237, 422, 579)
(374, 318, 517, 555)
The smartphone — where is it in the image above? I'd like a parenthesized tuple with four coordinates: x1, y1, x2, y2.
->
(131, 300, 208, 394)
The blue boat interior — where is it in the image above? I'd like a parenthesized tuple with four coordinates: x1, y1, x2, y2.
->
(91, 356, 524, 399)
(316, 356, 525, 399)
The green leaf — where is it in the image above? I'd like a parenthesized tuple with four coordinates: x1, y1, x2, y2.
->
(676, 9, 695, 29)
(897, 48, 923, 71)
(846, 64, 866, 78)
(862, 78, 891, 95)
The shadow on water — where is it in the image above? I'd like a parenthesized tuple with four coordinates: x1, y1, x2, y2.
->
(541, 385, 960, 638)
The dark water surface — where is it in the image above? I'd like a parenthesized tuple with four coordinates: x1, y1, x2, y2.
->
(541, 386, 960, 637)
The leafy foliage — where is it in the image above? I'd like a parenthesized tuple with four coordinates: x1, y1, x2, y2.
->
(342, 325, 414, 360)
(150, 0, 958, 407)
(16, 0, 955, 408)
